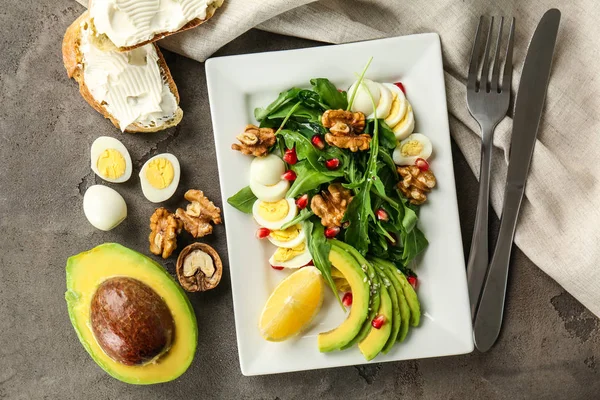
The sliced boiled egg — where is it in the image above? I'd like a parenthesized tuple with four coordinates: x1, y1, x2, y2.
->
(383, 83, 408, 128)
(392, 102, 415, 141)
(139, 153, 181, 203)
(268, 224, 306, 248)
(348, 79, 381, 115)
(249, 154, 290, 202)
(252, 198, 297, 230)
(90, 136, 132, 183)
(393, 134, 433, 166)
(367, 83, 393, 120)
(268, 243, 313, 269)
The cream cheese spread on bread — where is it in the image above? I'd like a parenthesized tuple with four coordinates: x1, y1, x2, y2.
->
(90, 0, 217, 48)
(80, 22, 178, 131)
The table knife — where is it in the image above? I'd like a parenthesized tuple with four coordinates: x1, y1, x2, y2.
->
(473, 8, 561, 352)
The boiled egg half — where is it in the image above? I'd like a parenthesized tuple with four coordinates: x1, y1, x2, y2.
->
(268, 242, 313, 269)
(393, 134, 433, 166)
(249, 154, 290, 202)
(252, 198, 297, 230)
(90, 136, 132, 183)
(348, 79, 393, 120)
(139, 153, 181, 203)
(268, 224, 306, 248)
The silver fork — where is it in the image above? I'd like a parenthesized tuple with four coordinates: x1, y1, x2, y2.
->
(466, 16, 515, 319)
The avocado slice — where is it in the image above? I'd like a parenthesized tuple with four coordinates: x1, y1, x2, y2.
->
(373, 260, 411, 342)
(317, 245, 370, 352)
(376, 269, 402, 354)
(330, 241, 381, 351)
(65, 243, 198, 385)
(357, 284, 393, 361)
(373, 257, 421, 327)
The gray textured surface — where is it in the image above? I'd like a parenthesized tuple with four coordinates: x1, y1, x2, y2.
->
(1, 2, 599, 399)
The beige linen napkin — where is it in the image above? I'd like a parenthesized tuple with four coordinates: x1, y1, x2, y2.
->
(74, 0, 600, 317)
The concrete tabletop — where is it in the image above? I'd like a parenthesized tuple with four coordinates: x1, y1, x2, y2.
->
(1, 2, 599, 399)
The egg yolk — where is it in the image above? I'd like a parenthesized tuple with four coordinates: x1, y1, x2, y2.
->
(97, 149, 126, 180)
(258, 199, 289, 222)
(145, 158, 174, 189)
(270, 224, 300, 242)
(393, 104, 412, 131)
(273, 242, 306, 263)
(387, 93, 400, 116)
(401, 140, 423, 157)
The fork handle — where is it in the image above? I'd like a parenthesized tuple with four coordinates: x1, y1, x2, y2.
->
(466, 122, 495, 319)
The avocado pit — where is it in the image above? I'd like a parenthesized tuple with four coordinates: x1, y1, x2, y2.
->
(90, 277, 175, 366)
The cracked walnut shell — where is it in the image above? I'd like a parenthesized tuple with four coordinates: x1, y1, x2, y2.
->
(321, 109, 370, 152)
(176, 243, 223, 292)
(311, 183, 354, 228)
(149, 208, 182, 259)
(231, 124, 276, 157)
(175, 189, 222, 238)
(397, 166, 436, 205)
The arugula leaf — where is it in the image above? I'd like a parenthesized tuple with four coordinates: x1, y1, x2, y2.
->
(227, 186, 257, 214)
(254, 88, 302, 121)
(279, 129, 344, 177)
(281, 209, 314, 230)
(298, 89, 328, 110)
(267, 102, 322, 123)
(287, 161, 335, 198)
(401, 226, 428, 264)
(304, 219, 343, 308)
(343, 186, 373, 254)
(379, 121, 397, 150)
(310, 78, 348, 110)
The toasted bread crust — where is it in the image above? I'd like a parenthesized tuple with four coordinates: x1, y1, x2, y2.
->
(62, 12, 183, 133)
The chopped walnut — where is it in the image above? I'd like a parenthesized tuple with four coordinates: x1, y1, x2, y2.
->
(176, 243, 223, 292)
(311, 183, 354, 228)
(397, 166, 436, 205)
(231, 124, 276, 157)
(175, 189, 222, 238)
(149, 208, 182, 259)
(321, 109, 370, 152)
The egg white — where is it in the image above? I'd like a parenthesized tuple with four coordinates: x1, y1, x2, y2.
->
(348, 79, 381, 115)
(267, 225, 306, 248)
(250, 154, 286, 186)
(392, 102, 415, 141)
(268, 245, 313, 269)
(252, 198, 297, 230)
(250, 178, 290, 202)
(393, 133, 433, 166)
(90, 136, 133, 183)
(139, 153, 181, 203)
(367, 83, 393, 120)
(383, 83, 408, 128)
(83, 185, 127, 231)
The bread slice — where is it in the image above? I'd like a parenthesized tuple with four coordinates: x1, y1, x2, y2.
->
(88, 0, 225, 52)
(63, 12, 183, 133)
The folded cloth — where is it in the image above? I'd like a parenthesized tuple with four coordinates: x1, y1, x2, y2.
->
(75, 0, 600, 317)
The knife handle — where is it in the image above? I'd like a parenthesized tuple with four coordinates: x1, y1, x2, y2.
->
(473, 184, 524, 352)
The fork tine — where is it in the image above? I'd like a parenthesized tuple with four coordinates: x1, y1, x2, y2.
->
(490, 17, 504, 93)
(501, 17, 515, 93)
(467, 16, 484, 91)
(480, 17, 495, 92)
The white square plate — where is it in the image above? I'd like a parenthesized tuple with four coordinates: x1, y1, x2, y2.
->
(206, 33, 473, 376)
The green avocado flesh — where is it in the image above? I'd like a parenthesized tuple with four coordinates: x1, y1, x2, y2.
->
(318, 245, 370, 352)
(358, 285, 393, 361)
(65, 243, 198, 385)
(373, 260, 411, 342)
(378, 269, 401, 354)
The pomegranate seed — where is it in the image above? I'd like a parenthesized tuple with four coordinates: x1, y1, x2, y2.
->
(325, 158, 340, 170)
(283, 148, 297, 165)
(311, 135, 325, 150)
(376, 208, 389, 222)
(342, 292, 353, 307)
(324, 226, 340, 238)
(394, 82, 406, 95)
(296, 194, 309, 209)
(371, 315, 386, 329)
(415, 158, 430, 172)
(281, 170, 297, 181)
(256, 227, 271, 239)
(271, 265, 284, 270)
(408, 276, 418, 289)
(337, 88, 343, 92)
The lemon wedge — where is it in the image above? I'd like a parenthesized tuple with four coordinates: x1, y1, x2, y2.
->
(259, 267, 324, 341)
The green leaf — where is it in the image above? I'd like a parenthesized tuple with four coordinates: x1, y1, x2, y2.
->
(310, 78, 348, 110)
(343, 185, 373, 254)
(305, 219, 343, 308)
(279, 129, 344, 177)
(281, 209, 314, 230)
(227, 186, 257, 214)
(254, 88, 302, 121)
(287, 161, 335, 198)
(266, 102, 322, 123)
(401, 226, 428, 264)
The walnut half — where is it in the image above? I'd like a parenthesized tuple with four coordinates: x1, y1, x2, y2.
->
(175, 189, 222, 238)
(397, 166, 436, 205)
(176, 243, 223, 292)
(321, 109, 370, 152)
(149, 208, 182, 259)
(311, 183, 354, 228)
(231, 124, 276, 157)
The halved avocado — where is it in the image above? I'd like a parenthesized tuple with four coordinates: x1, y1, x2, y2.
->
(377, 270, 401, 354)
(317, 245, 370, 352)
(65, 243, 198, 385)
(358, 285, 392, 361)
(372, 259, 411, 342)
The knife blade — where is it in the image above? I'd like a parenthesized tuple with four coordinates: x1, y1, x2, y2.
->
(473, 8, 561, 352)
